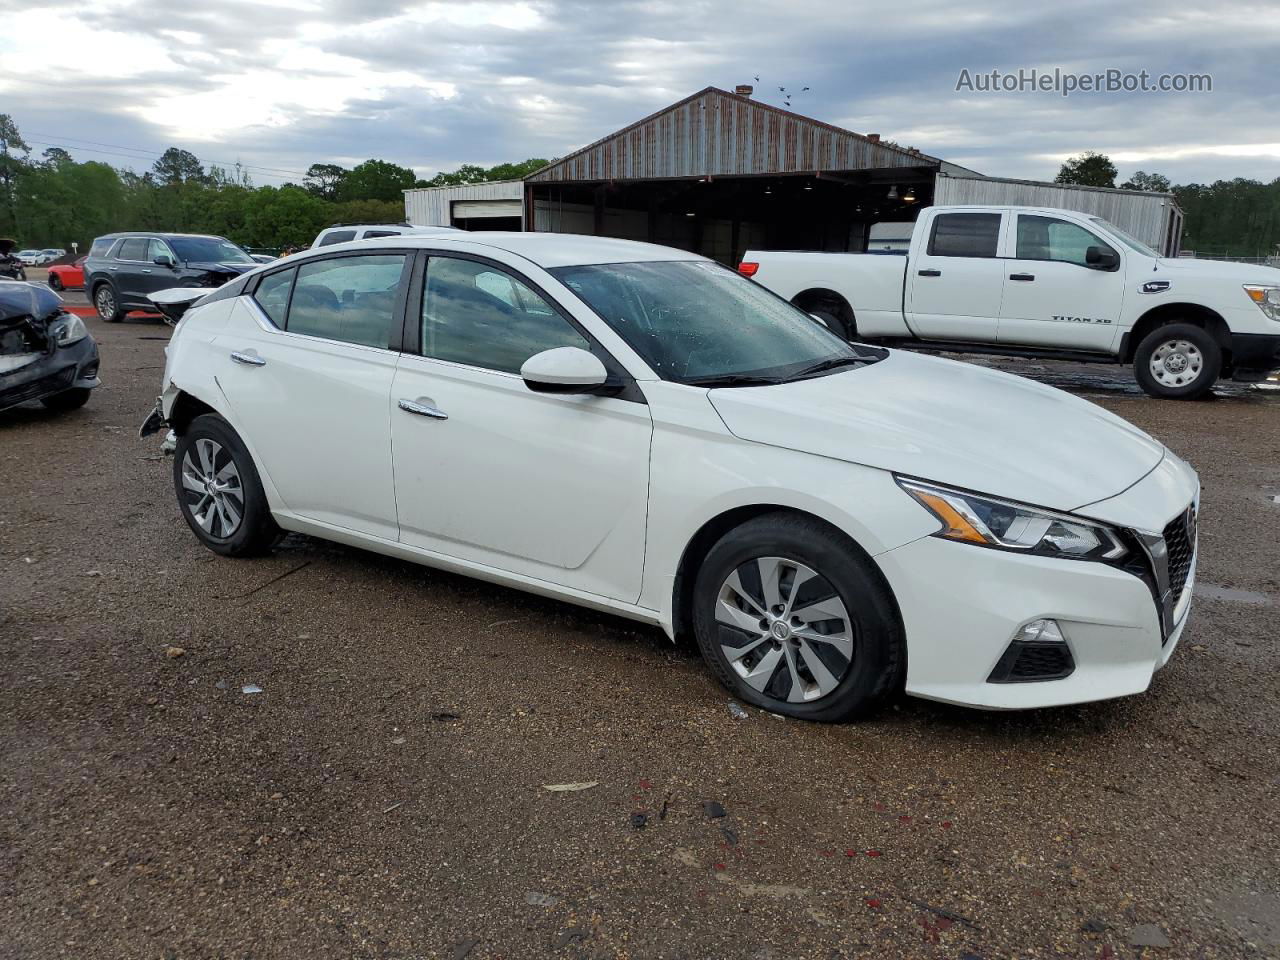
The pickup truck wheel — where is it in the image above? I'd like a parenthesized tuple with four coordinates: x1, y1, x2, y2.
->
(810, 308, 852, 342)
(691, 513, 903, 722)
(1134, 323, 1221, 399)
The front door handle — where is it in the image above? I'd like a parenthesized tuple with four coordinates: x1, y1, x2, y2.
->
(1009, 273, 1036, 281)
(230, 351, 266, 366)
(918, 268, 942, 277)
(398, 397, 448, 420)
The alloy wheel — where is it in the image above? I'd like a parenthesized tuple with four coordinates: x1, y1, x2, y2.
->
(95, 286, 115, 319)
(1149, 339, 1204, 388)
(714, 556, 854, 703)
(180, 438, 245, 539)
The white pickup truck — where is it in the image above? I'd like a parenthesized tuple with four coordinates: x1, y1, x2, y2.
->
(741, 205, 1280, 398)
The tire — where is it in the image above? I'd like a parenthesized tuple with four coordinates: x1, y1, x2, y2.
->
(1133, 323, 1221, 399)
(691, 513, 904, 722)
(48, 274, 64, 291)
(39, 387, 90, 412)
(810, 308, 853, 342)
(173, 414, 281, 557)
(93, 282, 124, 323)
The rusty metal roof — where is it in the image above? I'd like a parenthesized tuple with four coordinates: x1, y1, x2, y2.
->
(524, 87, 938, 183)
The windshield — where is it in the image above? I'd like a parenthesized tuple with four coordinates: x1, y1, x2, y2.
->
(169, 236, 254, 264)
(550, 260, 874, 385)
(1090, 217, 1159, 257)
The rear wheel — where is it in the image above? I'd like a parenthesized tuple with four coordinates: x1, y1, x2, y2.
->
(173, 414, 281, 557)
(48, 274, 64, 291)
(39, 387, 90, 412)
(691, 513, 903, 722)
(1133, 323, 1221, 399)
(94, 283, 123, 323)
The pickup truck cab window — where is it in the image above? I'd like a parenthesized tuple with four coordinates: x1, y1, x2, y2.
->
(927, 213, 1001, 258)
(1016, 215, 1117, 267)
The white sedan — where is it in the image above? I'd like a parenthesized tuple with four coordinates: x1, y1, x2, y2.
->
(141, 233, 1199, 720)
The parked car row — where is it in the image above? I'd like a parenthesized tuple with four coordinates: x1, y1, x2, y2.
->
(15, 248, 66, 266)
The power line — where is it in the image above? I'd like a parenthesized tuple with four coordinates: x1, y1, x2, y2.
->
(24, 131, 312, 181)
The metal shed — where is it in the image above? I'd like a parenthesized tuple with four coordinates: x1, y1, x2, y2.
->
(404, 180, 524, 231)
(934, 174, 1183, 255)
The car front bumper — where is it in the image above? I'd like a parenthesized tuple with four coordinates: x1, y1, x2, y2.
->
(0, 336, 100, 412)
(876, 467, 1197, 710)
(1228, 332, 1280, 381)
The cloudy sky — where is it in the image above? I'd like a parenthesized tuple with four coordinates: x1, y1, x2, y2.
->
(2, 0, 1278, 187)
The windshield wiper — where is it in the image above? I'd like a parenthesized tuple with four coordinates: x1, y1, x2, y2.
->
(788, 355, 865, 379)
(684, 373, 787, 388)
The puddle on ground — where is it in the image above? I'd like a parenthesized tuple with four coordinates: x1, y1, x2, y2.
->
(1195, 583, 1273, 605)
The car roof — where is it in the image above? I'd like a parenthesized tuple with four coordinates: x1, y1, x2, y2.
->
(94, 232, 229, 241)
(328, 231, 707, 268)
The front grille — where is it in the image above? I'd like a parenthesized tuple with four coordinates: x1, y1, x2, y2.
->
(988, 641, 1076, 683)
(0, 365, 74, 408)
(1163, 510, 1195, 602)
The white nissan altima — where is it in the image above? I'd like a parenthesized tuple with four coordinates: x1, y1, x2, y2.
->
(141, 232, 1199, 721)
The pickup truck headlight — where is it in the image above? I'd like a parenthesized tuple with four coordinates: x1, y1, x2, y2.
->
(1244, 285, 1280, 321)
(897, 478, 1128, 562)
(49, 313, 88, 346)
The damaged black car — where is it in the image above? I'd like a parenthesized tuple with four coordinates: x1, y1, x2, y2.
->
(0, 282, 100, 413)
(84, 232, 257, 323)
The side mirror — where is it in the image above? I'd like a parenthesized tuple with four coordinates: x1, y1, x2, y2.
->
(1086, 246, 1119, 270)
(153, 254, 175, 268)
(520, 346, 610, 394)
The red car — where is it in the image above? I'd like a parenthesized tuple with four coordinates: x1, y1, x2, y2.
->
(47, 256, 86, 291)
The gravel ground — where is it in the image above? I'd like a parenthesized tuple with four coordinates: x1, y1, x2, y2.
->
(2, 306, 1278, 960)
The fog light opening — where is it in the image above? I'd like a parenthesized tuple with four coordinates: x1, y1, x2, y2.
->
(1015, 618, 1065, 644)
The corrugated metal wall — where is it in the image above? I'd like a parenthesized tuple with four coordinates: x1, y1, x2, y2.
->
(404, 180, 524, 226)
(526, 87, 930, 183)
(934, 175, 1180, 254)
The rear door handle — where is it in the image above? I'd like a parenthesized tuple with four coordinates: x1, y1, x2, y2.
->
(230, 351, 266, 366)
(917, 269, 942, 277)
(1009, 273, 1036, 281)
(398, 397, 448, 420)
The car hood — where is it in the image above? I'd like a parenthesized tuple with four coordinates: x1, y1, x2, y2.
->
(1154, 256, 1280, 285)
(707, 350, 1165, 512)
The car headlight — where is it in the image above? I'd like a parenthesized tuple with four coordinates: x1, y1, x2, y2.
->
(49, 312, 88, 346)
(1244, 285, 1280, 321)
(897, 478, 1128, 562)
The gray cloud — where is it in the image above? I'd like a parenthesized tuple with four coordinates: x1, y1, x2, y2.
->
(2, 0, 1277, 186)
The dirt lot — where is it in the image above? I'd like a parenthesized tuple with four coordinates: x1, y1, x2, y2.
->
(2, 305, 1278, 960)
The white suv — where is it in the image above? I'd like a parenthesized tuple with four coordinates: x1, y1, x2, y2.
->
(140, 232, 1200, 721)
(310, 223, 460, 249)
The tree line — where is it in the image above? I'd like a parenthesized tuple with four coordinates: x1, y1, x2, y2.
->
(0, 114, 546, 253)
(1056, 151, 1280, 258)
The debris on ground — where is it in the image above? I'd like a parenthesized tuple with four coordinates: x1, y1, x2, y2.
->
(382, 801, 404, 814)
(704, 800, 726, 819)
(241, 684, 263, 695)
(391, 736, 406, 745)
(1082, 919, 1108, 933)
(164, 646, 185, 659)
(430, 711, 461, 722)
(630, 812, 647, 829)
(727, 700, 749, 719)
(720, 826, 738, 845)
(554, 929, 586, 948)
(524, 891, 559, 907)
(214, 679, 227, 690)
(904, 897, 979, 929)
(1129, 924, 1170, 948)
(543, 781, 598, 792)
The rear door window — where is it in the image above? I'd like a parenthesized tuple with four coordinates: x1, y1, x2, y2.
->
(253, 267, 296, 328)
(88, 238, 115, 258)
(927, 213, 1001, 258)
(286, 254, 407, 348)
(117, 238, 149, 261)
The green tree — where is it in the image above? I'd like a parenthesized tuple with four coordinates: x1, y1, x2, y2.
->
(304, 162, 348, 200)
(0, 114, 31, 236)
(244, 185, 332, 248)
(338, 159, 417, 202)
(420, 158, 548, 188)
(1120, 170, 1171, 193)
(152, 147, 206, 186)
(1054, 151, 1118, 188)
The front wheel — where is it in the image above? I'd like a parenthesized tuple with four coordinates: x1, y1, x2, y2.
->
(1133, 323, 1221, 399)
(48, 274, 64, 291)
(691, 513, 904, 722)
(173, 414, 281, 557)
(94, 283, 124, 323)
